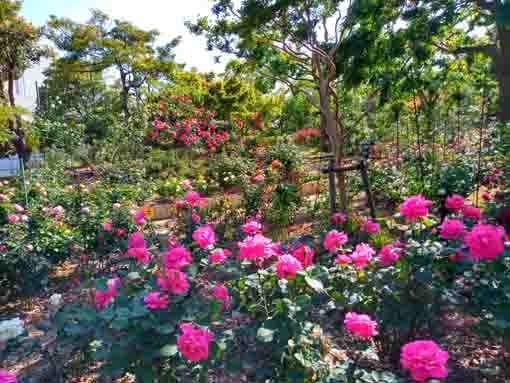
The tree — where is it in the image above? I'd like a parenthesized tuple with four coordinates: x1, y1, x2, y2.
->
(189, 0, 399, 210)
(398, 0, 510, 122)
(0, 0, 47, 160)
(46, 10, 180, 118)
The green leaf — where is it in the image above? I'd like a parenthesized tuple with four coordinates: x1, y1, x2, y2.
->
(257, 327, 275, 343)
(305, 276, 324, 292)
(160, 344, 179, 357)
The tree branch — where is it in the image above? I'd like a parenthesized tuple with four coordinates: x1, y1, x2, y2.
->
(433, 41, 497, 57)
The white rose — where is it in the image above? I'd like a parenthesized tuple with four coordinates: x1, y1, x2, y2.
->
(0, 318, 24, 343)
(49, 293, 63, 307)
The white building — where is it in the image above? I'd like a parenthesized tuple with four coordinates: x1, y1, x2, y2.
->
(9, 57, 50, 119)
(0, 58, 50, 176)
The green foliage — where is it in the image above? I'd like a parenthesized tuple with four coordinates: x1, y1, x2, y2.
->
(208, 155, 255, 189)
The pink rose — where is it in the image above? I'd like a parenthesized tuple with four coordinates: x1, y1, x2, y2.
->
(112, 203, 121, 209)
(242, 219, 262, 235)
(134, 210, 145, 225)
(163, 246, 192, 270)
(401, 340, 448, 382)
(276, 254, 303, 279)
(331, 212, 347, 225)
(291, 244, 314, 268)
(362, 219, 380, 234)
(0, 369, 16, 383)
(192, 225, 216, 249)
(323, 230, 348, 252)
(379, 244, 402, 266)
(238, 234, 275, 262)
(144, 292, 169, 310)
(208, 248, 231, 264)
(464, 223, 504, 260)
(463, 205, 482, 220)
(349, 243, 375, 269)
(177, 323, 214, 362)
(212, 282, 231, 302)
(7, 214, 19, 223)
(102, 221, 113, 232)
(14, 204, 24, 213)
(336, 253, 352, 265)
(445, 194, 465, 211)
(344, 312, 378, 338)
(399, 195, 432, 221)
(157, 270, 190, 295)
(439, 218, 464, 240)
(184, 191, 201, 207)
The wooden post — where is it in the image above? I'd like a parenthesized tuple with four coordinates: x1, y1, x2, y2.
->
(328, 158, 337, 214)
(360, 159, 376, 219)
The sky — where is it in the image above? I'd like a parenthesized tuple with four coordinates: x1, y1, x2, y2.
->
(20, 0, 225, 73)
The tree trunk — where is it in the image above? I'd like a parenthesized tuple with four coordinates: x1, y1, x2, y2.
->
(497, 72, 510, 122)
(496, 29, 510, 122)
(7, 65, 29, 163)
(119, 69, 130, 119)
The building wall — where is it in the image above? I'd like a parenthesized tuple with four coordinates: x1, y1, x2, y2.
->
(4, 58, 50, 120)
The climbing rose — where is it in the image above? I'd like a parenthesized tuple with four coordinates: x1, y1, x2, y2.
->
(379, 244, 402, 266)
(350, 243, 375, 269)
(157, 270, 190, 295)
(134, 210, 145, 225)
(177, 323, 214, 362)
(445, 194, 465, 211)
(463, 205, 482, 220)
(238, 234, 275, 262)
(464, 223, 505, 260)
(144, 292, 169, 310)
(331, 212, 347, 225)
(344, 312, 378, 338)
(0, 370, 16, 383)
(192, 225, 216, 249)
(292, 244, 314, 268)
(212, 283, 230, 302)
(163, 246, 192, 270)
(7, 215, 19, 223)
(399, 195, 432, 221)
(276, 254, 304, 279)
(440, 219, 465, 240)
(208, 248, 231, 264)
(401, 340, 448, 382)
(362, 219, 380, 234)
(243, 219, 262, 235)
(324, 230, 348, 252)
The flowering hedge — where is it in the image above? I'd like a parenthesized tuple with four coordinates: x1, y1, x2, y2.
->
(43, 188, 510, 382)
